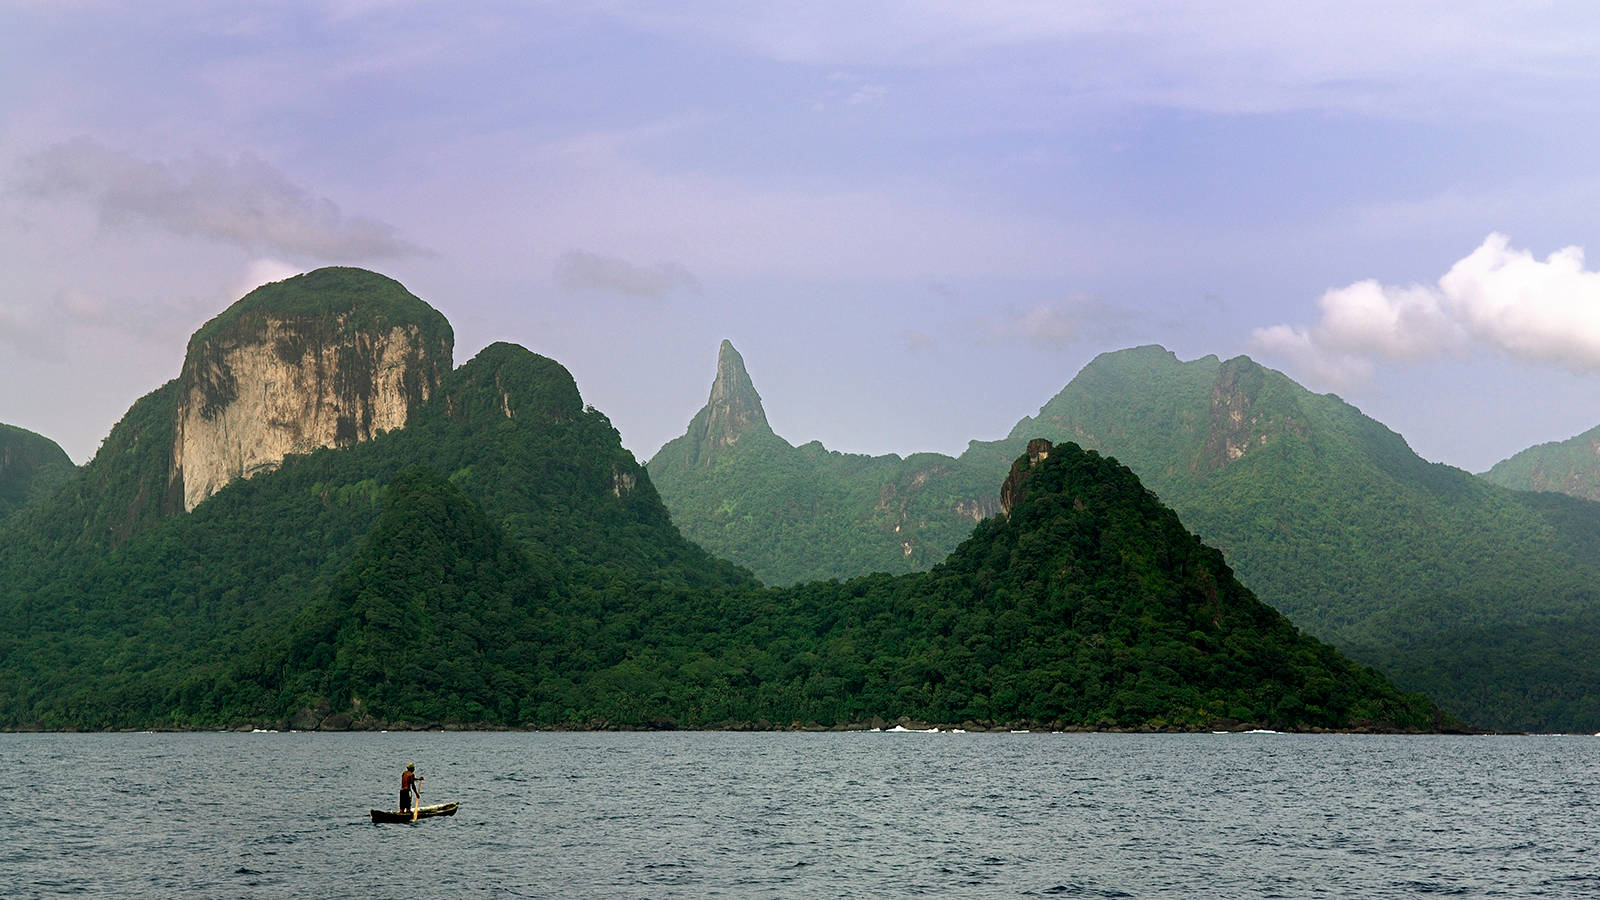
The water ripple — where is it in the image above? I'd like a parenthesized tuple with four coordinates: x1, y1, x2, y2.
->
(5, 732, 1599, 898)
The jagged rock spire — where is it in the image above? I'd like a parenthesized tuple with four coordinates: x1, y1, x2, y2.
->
(665, 340, 773, 468)
(704, 340, 769, 440)
(645, 339, 781, 475)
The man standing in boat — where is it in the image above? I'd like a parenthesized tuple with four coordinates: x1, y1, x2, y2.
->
(400, 763, 422, 816)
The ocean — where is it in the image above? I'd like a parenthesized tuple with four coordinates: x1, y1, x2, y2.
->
(5, 730, 1597, 897)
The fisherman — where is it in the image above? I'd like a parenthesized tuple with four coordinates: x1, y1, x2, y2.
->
(400, 763, 422, 816)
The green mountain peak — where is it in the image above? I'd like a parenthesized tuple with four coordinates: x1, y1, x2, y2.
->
(426, 342, 583, 426)
(187, 266, 453, 354)
(650, 341, 1600, 731)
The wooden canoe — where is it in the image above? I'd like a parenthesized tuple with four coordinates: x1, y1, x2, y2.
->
(370, 801, 459, 824)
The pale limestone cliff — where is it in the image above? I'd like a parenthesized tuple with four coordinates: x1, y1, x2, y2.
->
(172, 316, 444, 511)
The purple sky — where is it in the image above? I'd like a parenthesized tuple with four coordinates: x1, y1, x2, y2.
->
(7, 2, 1600, 472)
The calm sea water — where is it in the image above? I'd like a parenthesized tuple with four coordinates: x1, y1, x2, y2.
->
(3, 731, 1597, 898)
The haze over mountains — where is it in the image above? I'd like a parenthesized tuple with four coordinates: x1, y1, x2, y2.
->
(649, 342, 1600, 732)
(0, 268, 1442, 734)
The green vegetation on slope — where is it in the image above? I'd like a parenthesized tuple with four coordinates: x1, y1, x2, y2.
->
(0, 314, 1440, 733)
(187, 267, 453, 353)
(0, 342, 751, 729)
(1481, 423, 1600, 502)
(3, 382, 183, 558)
(0, 423, 76, 526)
(652, 428, 997, 584)
(0, 415, 1443, 731)
(649, 342, 998, 584)
(993, 349, 1600, 731)
(651, 343, 1600, 732)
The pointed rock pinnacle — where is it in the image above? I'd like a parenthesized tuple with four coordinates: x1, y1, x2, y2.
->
(701, 340, 771, 450)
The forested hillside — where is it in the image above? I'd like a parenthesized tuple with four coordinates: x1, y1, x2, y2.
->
(0, 423, 76, 527)
(652, 343, 1600, 732)
(0, 341, 751, 729)
(649, 341, 998, 584)
(0, 417, 1443, 731)
(0, 277, 1443, 732)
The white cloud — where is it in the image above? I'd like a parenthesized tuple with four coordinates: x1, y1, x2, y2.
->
(1006, 304, 1080, 349)
(1249, 323, 1376, 389)
(1311, 279, 1467, 361)
(11, 138, 424, 260)
(1253, 233, 1600, 383)
(553, 250, 702, 299)
(1439, 234, 1600, 368)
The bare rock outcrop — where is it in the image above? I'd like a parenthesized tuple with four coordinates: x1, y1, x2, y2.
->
(169, 268, 452, 511)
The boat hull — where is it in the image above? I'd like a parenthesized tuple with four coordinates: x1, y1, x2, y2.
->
(370, 801, 459, 824)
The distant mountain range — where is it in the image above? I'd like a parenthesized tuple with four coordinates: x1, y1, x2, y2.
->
(649, 342, 1600, 732)
(0, 269, 1437, 734)
(647, 341, 1002, 584)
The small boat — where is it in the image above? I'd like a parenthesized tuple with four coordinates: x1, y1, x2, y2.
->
(370, 802, 460, 824)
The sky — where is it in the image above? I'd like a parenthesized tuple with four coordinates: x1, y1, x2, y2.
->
(7, 1, 1600, 473)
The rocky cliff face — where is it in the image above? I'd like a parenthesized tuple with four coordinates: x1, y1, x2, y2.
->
(170, 268, 452, 511)
(673, 340, 773, 468)
(1000, 438, 1054, 518)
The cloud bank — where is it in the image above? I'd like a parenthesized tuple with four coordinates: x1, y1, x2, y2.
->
(13, 138, 423, 260)
(1253, 234, 1600, 384)
(554, 250, 702, 299)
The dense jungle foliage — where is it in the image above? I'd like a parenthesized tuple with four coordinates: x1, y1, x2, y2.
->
(256, 443, 1440, 733)
(0, 423, 75, 526)
(0, 327, 1440, 732)
(650, 344, 1600, 732)
(0, 342, 749, 729)
(649, 343, 999, 584)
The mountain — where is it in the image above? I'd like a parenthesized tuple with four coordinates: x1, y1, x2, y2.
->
(0, 331, 753, 729)
(982, 349, 1600, 732)
(885, 438, 1444, 731)
(651, 343, 1600, 732)
(625, 438, 1442, 733)
(173, 266, 453, 511)
(0, 276, 1439, 733)
(0, 424, 75, 526)
(1481, 424, 1600, 502)
(648, 342, 998, 584)
(1, 268, 453, 564)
